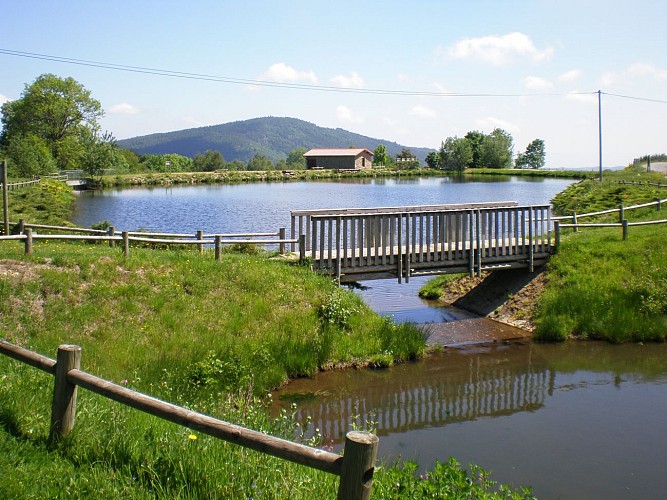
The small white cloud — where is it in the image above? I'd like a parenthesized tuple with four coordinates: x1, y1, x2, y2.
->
(566, 92, 598, 104)
(524, 76, 553, 90)
(627, 62, 667, 81)
(477, 117, 520, 135)
(409, 105, 437, 118)
(558, 69, 582, 82)
(336, 105, 364, 124)
(108, 103, 140, 115)
(600, 71, 617, 87)
(447, 32, 553, 66)
(261, 62, 318, 84)
(331, 72, 364, 89)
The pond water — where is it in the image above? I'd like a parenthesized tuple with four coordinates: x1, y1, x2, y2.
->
(70, 176, 667, 497)
(272, 342, 667, 499)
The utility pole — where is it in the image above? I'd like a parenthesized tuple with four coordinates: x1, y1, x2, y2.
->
(1, 160, 8, 236)
(598, 90, 603, 182)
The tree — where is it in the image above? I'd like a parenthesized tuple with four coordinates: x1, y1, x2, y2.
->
(194, 150, 225, 171)
(439, 137, 472, 172)
(80, 130, 128, 180)
(464, 131, 485, 168)
(5, 133, 57, 178)
(425, 151, 440, 169)
(246, 153, 273, 171)
(1, 74, 103, 170)
(480, 128, 513, 169)
(286, 148, 307, 169)
(515, 139, 546, 169)
(372, 144, 391, 167)
(396, 147, 420, 169)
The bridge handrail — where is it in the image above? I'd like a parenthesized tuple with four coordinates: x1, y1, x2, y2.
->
(291, 201, 518, 217)
(307, 204, 550, 219)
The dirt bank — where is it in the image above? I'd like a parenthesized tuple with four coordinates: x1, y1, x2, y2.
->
(436, 268, 546, 332)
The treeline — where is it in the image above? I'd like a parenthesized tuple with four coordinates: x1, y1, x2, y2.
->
(422, 129, 545, 171)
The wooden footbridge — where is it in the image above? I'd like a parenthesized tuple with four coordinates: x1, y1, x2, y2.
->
(290, 202, 553, 283)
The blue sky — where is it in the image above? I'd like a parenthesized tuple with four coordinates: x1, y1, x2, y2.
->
(1, 0, 666, 167)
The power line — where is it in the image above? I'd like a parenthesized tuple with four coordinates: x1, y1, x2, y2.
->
(1, 48, 598, 99)
(602, 91, 667, 104)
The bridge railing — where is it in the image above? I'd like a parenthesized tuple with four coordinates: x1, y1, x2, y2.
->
(308, 205, 551, 283)
(290, 201, 518, 253)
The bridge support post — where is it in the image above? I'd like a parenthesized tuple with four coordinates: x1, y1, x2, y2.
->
(298, 235, 306, 265)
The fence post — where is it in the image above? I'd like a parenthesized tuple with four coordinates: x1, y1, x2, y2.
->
(622, 219, 629, 240)
(657, 198, 662, 211)
(215, 235, 221, 261)
(1, 159, 8, 237)
(299, 234, 306, 265)
(337, 431, 379, 500)
(50, 344, 82, 441)
(618, 204, 624, 223)
(197, 229, 204, 254)
(24, 228, 33, 255)
(122, 231, 129, 257)
(279, 227, 286, 255)
(572, 212, 578, 232)
(18, 219, 25, 234)
(554, 220, 560, 253)
(108, 226, 116, 248)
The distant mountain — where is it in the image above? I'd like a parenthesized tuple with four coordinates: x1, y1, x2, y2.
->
(117, 117, 434, 163)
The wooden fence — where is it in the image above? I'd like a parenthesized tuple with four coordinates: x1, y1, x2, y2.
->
(0, 220, 305, 261)
(552, 197, 667, 246)
(0, 340, 379, 499)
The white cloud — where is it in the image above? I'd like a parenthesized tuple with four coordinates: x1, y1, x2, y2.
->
(447, 32, 553, 66)
(600, 71, 617, 87)
(384, 117, 399, 127)
(558, 69, 582, 82)
(477, 117, 520, 135)
(261, 62, 318, 84)
(0, 93, 10, 105)
(627, 62, 667, 81)
(566, 91, 598, 104)
(524, 76, 553, 90)
(331, 71, 364, 89)
(409, 105, 437, 118)
(336, 105, 364, 124)
(108, 102, 140, 115)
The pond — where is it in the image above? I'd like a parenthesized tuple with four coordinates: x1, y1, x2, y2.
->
(70, 176, 667, 497)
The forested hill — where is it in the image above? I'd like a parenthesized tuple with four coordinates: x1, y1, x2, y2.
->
(117, 117, 434, 163)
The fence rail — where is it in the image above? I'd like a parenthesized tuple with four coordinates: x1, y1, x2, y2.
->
(0, 340, 378, 499)
(0, 220, 304, 261)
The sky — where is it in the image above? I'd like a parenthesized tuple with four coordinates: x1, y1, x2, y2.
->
(1, 0, 666, 168)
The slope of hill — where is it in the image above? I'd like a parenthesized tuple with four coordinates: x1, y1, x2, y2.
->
(117, 116, 434, 163)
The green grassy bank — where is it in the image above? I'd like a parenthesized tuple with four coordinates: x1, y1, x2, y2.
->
(94, 165, 590, 188)
(0, 183, 533, 497)
(534, 169, 667, 342)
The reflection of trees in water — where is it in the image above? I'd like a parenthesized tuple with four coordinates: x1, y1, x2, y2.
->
(293, 349, 555, 440)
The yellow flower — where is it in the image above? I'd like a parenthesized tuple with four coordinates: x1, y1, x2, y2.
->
(188, 434, 197, 441)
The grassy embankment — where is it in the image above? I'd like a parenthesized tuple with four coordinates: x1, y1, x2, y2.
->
(95, 165, 592, 188)
(0, 181, 532, 498)
(421, 167, 667, 343)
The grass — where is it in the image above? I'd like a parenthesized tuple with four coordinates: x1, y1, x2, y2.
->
(0, 242, 532, 498)
(535, 168, 667, 342)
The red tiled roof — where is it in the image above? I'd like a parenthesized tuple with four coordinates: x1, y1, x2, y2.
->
(303, 148, 373, 157)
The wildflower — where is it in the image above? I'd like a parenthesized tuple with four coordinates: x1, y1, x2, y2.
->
(188, 434, 198, 441)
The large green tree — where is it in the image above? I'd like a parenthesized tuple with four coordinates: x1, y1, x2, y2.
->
(515, 139, 546, 169)
(4, 133, 56, 177)
(286, 147, 307, 169)
(1, 74, 104, 170)
(480, 128, 513, 169)
(464, 130, 485, 168)
(439, 137, 473, 172)
(193, 150, 226, 171)
(372, 144, 391, 167)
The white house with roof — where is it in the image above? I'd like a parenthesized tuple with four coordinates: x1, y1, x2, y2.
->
(303, 148, 373, 170)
